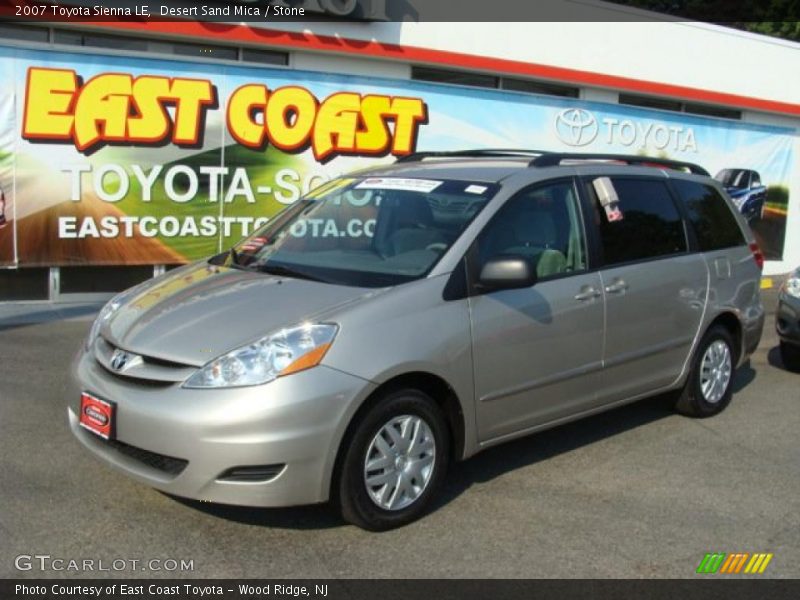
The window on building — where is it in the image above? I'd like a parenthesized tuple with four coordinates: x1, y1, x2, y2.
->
(168, 41, 238, 61)
(53, 31, 150, 52)
(0, 23, 49, 43)
(593, 177, 687, 265)
(412, 66, 581, 99)
(683, 102, 742, 120)
(0, 268, 49, 301)
(241, 48, 289, 66)
(620, 93, 742, 120)
(59, 266, 154, 294)
(501, 77, 579, 98)
(46, 29, 289, 65)
(412, 66, 499, 89)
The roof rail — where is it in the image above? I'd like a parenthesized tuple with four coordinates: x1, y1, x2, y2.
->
(529, 153, 709, 176)
(395, 149, 548, 163)
(396, 149, 710, 176)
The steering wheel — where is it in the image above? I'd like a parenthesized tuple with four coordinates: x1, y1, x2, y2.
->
(425, 243, 448, 253)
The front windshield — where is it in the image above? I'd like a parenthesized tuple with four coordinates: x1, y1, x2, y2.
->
(221, 176, 498, 287)
(715, 169, 749, 189)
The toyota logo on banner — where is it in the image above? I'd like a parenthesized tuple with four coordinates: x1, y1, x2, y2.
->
(555, 108, 599, 147)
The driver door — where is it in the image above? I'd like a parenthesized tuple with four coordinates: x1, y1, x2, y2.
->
(469, 178, 605, 443)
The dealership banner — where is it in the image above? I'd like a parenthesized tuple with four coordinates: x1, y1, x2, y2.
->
(0, 45, 794, 267)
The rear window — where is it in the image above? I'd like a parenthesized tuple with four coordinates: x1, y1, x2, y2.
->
(672, 180, 746, 251)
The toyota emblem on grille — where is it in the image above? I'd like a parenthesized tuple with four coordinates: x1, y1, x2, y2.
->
(110, 349, 131, 371)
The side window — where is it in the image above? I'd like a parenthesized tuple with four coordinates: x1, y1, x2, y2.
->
(476, 180, 586, 279)
(751, 172, 761, 187)
(594, 177, 687, 266)
(672, 179, 746, 251)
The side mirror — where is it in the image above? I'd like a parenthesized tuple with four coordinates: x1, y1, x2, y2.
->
(478, 256, 537, 290)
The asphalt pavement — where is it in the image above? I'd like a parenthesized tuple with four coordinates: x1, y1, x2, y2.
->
(0, 290, 798, 579)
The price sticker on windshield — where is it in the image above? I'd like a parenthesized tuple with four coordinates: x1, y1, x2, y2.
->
(356, 178, 443, 193)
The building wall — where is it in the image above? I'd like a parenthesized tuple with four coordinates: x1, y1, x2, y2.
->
(0, 15, 798, 300)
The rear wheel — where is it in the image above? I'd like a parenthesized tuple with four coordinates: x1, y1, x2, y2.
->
(335, 388, 449, 531)
(675, 326, 736, 418)
(780, 341, 800, 372)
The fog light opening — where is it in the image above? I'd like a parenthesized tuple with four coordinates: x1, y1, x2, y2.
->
(216, 464, 285, 483)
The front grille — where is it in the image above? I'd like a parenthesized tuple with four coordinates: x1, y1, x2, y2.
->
(94, 337, 196, 384)
(143, 354, 192, 369)
(102, 438, 189, 476)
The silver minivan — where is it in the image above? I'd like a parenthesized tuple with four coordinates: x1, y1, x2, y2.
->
(69, 151, 765, 530)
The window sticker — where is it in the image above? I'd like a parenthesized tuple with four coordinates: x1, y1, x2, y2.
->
(465, 184, 488, 194)
(604, 205, 624, 222)
(356, 177, 443, 193)
(593, 176, 624, 222)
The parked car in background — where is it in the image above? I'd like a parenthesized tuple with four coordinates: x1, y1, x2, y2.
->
(69, 151, 765, 530)
(777, 266, 800, 371)
(715, 168, 767, 222)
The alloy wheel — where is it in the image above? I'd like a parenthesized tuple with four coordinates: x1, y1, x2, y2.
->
(700, 340, 732, 404)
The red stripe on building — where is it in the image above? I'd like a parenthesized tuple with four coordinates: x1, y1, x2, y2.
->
(73, 19, 800, 117)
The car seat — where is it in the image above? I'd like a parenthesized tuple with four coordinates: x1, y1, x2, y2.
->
(388, 196, 448, 255)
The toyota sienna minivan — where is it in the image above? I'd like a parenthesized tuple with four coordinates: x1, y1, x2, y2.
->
(69, 150, 765, 530)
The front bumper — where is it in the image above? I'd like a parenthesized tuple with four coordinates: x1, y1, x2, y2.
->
(776, 291, 800, 346)
(68, 348, 375, 507)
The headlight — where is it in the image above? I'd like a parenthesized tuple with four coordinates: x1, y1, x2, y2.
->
(783, 270, 800, 299)
(183, 323, 338, 389)
(85, 293, 126, 350)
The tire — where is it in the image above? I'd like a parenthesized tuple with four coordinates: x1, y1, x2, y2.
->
(780, 341, 800, 373)
(335, 388, 450, 531)
(675, 326, 737, 418)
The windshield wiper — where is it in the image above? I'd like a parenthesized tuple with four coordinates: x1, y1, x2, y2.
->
(258, 263, 325, 282)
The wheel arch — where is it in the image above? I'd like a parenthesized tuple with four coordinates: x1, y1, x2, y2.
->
(706, 311, 744, 365)
(328, 371, 465, 502)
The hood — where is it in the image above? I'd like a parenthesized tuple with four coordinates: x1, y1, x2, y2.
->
(725, 186, 748, 197)
(104, 262, 378, 366)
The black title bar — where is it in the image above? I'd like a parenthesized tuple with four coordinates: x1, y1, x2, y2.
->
(1, 0, 796, 23)
(4, 579, 800, 600)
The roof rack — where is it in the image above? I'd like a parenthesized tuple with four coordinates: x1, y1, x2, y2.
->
(395, 149, 709, 176)
(529, 153, 710, 176)
(395, 149, 548, 162)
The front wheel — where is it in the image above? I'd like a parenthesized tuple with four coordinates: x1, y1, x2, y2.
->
(675, 326, 736, 418)
(335, 389, 450, 531)
(780, 341, 800, 372)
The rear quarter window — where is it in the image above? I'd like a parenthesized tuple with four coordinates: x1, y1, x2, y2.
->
(672, 179, 746, 251)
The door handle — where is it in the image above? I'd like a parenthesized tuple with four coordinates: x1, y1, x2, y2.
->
(574, 287, 602, 302)
(604, 279, 629, 294)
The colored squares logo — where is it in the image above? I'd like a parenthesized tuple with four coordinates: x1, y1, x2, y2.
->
(696, 552, 773, 574)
